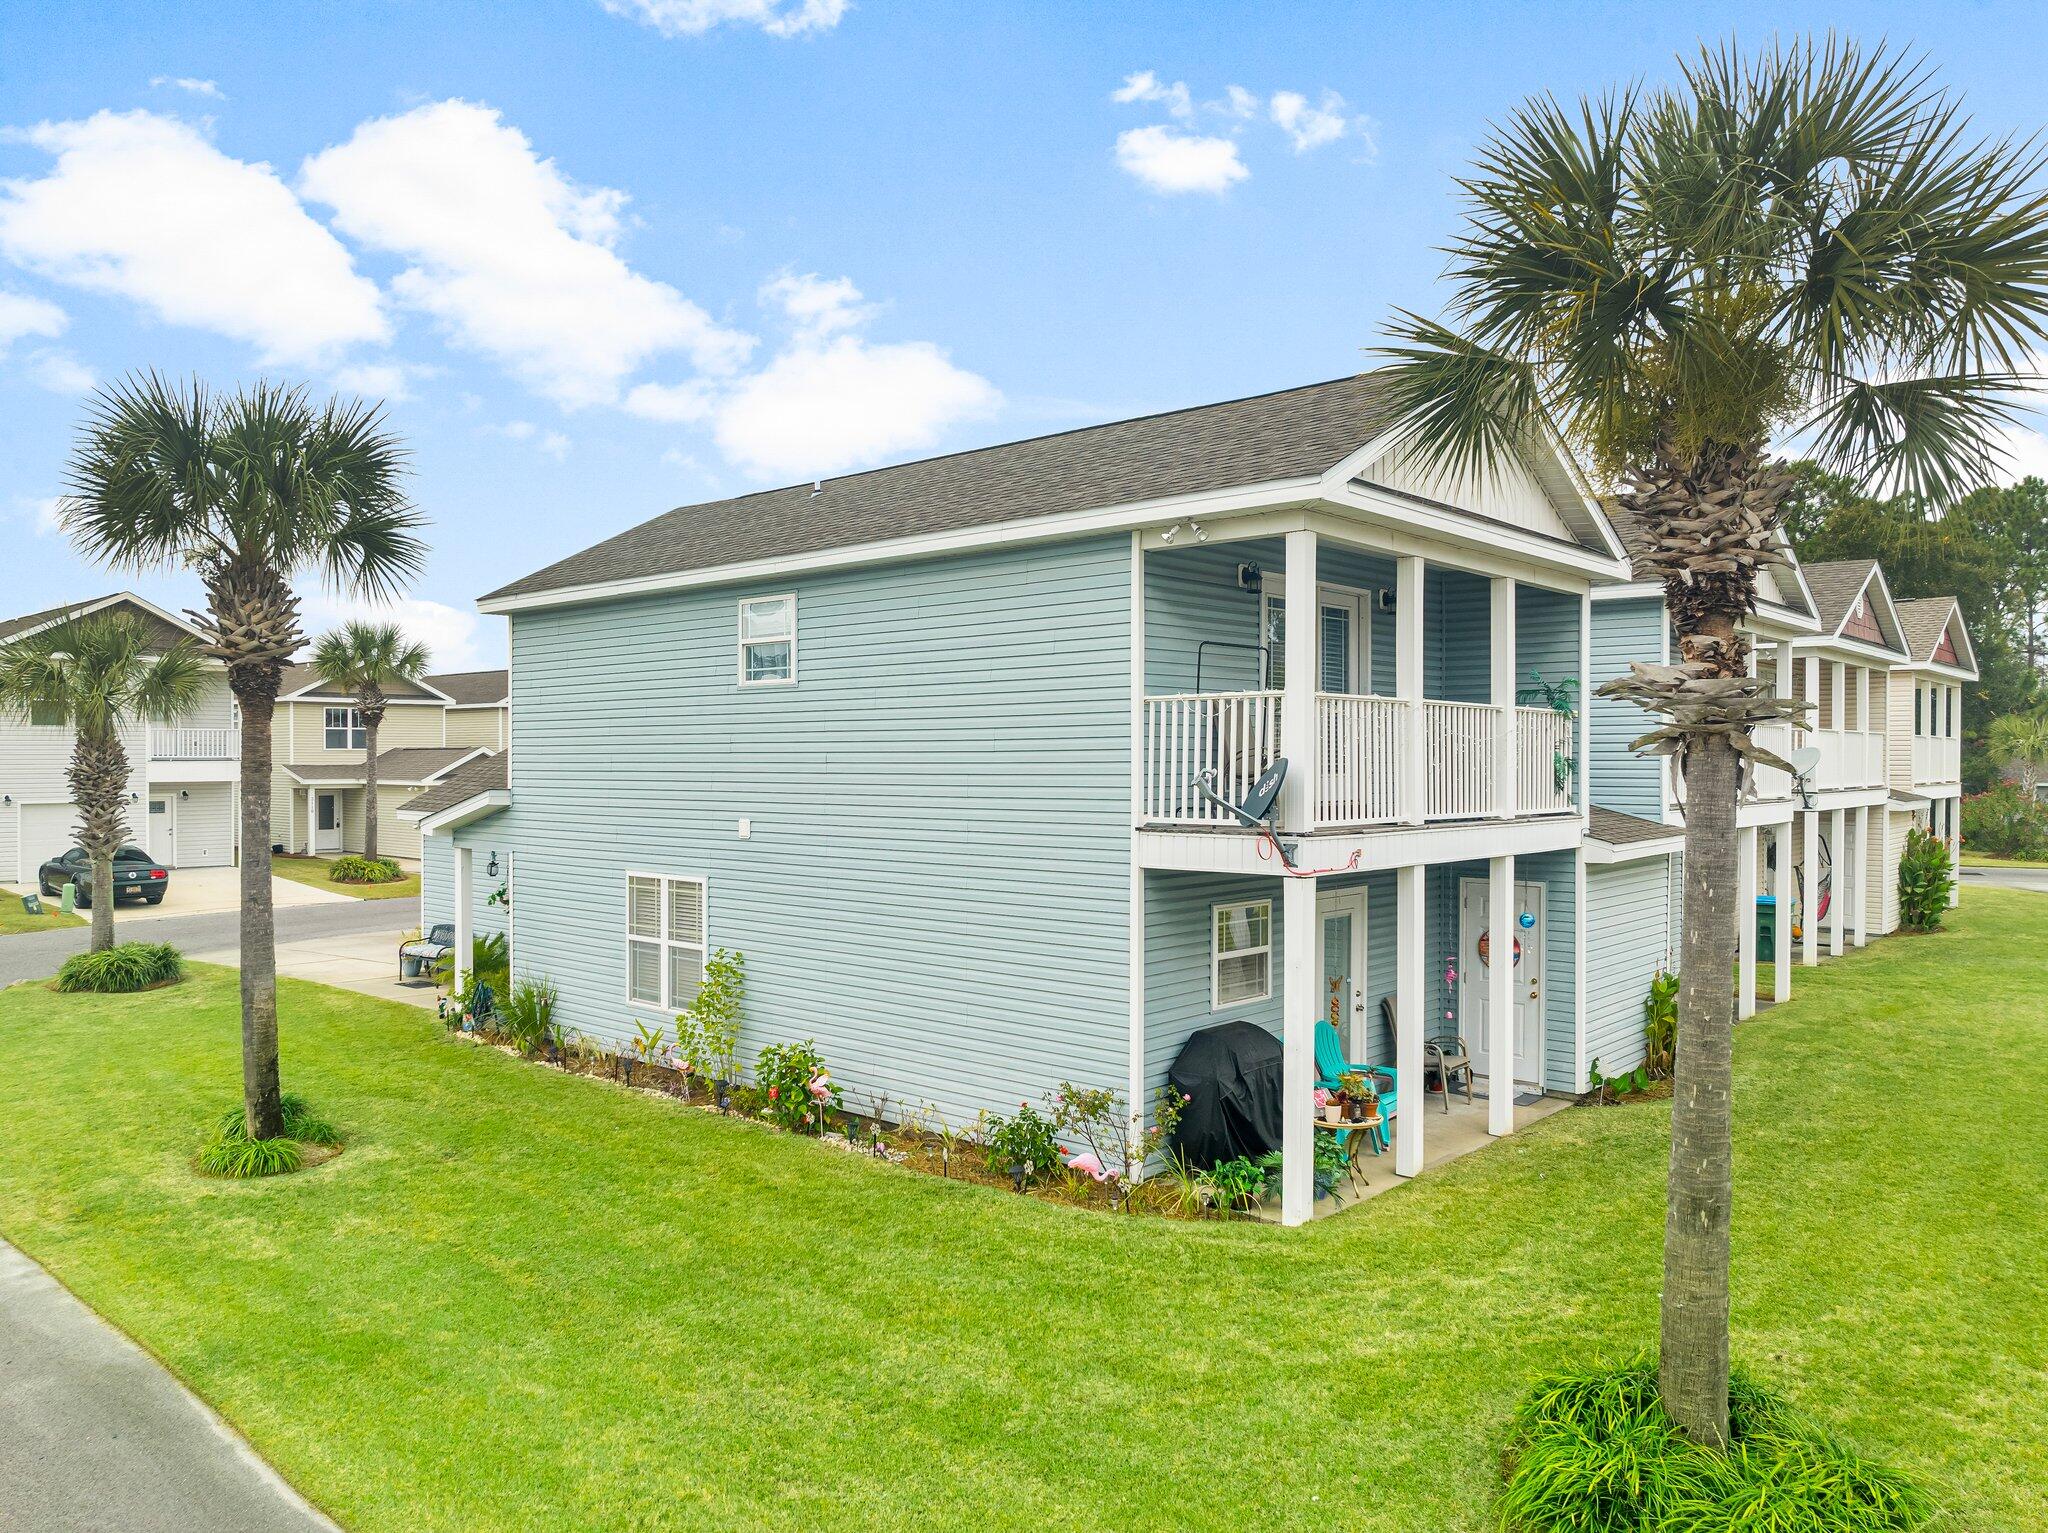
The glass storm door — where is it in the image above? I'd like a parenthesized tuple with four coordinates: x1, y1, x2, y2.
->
(1316, 890, 1369, 1058)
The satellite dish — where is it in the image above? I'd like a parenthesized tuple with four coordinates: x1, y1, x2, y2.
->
(1786, 746, 1822, 779)
(1196, 757, 1289, 829)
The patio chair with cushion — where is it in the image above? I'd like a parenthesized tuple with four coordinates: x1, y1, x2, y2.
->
(1313, 1019, 1397, 1154)
(1381, 995, 1475, 1114)
(399, 923, 454, 982)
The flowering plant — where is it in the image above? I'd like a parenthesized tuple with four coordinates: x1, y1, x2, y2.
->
(756, 1038, 840, 1133)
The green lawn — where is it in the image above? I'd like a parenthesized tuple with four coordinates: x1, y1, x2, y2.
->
(1, 896, 2044, 1531)
(1962, 852, 2048, 869)
(0, 896, 84, 935)
(269, 855, 421, 902)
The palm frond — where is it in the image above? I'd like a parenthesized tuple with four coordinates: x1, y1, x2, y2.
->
(1799, 369, 2036, 503)
(1370, 313, 1547, 484)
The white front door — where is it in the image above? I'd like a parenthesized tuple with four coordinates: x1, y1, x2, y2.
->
(315, 792, 342, 853)
(146, 795, 176, 865)
(1315, 890, 1370, 1059)
(1262, 584, 1371, 692)
(1459, 876, 1545, 1086)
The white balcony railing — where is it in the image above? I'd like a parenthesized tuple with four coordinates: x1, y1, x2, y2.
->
(1141, 693, 1580, 829)
(150, 725, 240, 760)
(1516, 706, 1576, 815)
(1675, 719, 1794, 806)
(1913, 734, 1961, 784)
(1800, 727, 1885, 790)
(1141, 691, 1282, 825)
(1423, 700, 1499, 820)
(1315, 693, 1407, 826)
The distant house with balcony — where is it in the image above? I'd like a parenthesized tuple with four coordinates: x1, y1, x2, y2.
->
(1889, 595, 1976, 887)
(268, 665, 507, 867)
(419, 373, 1668, 1226)
(0, 591, 507, 880)
(0, 593, 239, 882)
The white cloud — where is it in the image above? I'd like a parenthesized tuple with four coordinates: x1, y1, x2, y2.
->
(489, 419, 572, 460)
(0, 288, 66, 346)
(300, 100, 752, 408)
(332, 360, 431, 402)
(623, 379, 713, 422)
(1114, 125, 1248, 195)
(299, 594, 491, 672)
(598, 0, 847, 38)
(1269, 89, 1351, 153)
(1112, 70, 1192, 121)
(1220, 85, 1260, 120)
(1994, 422, 2048, 485)
(18, 348, 94, 393)
(0, 111, 388, 364)
(14, 494, 64, 536)
(759, 270, 868, 337)
(151, 76, 224, 100)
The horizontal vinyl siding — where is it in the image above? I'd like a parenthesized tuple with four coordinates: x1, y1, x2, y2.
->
(488, 535, 1132, 1131)
(1590, 598, 1666, 820)
(1584, 857, 1674, 1084)
(0, 717, 147, 881)
(444, 708, 507, 751)
(421, 829, 509, 941)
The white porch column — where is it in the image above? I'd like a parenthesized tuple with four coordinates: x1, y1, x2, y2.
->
(1852, 804, 1872, 946)
(1829, 660, 1846, 733)
(1128, 860, 1145, 1153)
(1487, 853, 1516, 1135)
(1828, 808, 1847, 956)
(1771, 824, 1791, 1004)
(304, 786, 314, 856)
(1394, 862, 1425, 1176)
(1578, 592, 1592, 827)
(1801, 654, 1819, 724)
(1857, 667, 1872, 759)
(1736, 826, 1758, 1020)
(453, 843, 474, 993)
(1492, 577, 1517, 820)
(1280, 873, 1317, 1225)
(1948, 796, 1963, 906)
(1280, 528, 1319, 833)
(1397, 555, 1426, 825)
(1800, 809, 1819, 967)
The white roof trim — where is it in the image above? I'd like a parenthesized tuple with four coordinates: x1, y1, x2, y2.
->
(279, 679, 459, 704)
(1585, 832, 1685, 865)
(406, 790, 511, 835)
(5, 591, 212, 647)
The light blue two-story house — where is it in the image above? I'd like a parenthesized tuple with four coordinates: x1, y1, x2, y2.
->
(414, 375, 1703, 1225)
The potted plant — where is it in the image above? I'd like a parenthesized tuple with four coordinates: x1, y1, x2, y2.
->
(1316, 1087, 1344, 1125)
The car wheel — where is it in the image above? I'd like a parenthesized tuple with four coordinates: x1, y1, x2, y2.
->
(72, 883, 90, 909)
(143, 892, 165, 905)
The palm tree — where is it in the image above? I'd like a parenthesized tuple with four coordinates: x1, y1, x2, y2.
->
(62, 377, 426, 1139)
(0, 611, 206, 952)
(1987, 711, 2048, 798)
(310, 622, 431, 865)
(1374, 40, 2048, 1443)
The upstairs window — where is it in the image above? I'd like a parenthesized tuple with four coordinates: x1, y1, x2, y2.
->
(627, 873, 707, 1010)
(1212, 899, 1273, 1008)
(324, 707, 366, 749)
(738, 595, 796, 685)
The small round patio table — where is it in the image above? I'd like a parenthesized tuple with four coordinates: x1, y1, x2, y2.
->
(1313, 1113, 1378, 1190)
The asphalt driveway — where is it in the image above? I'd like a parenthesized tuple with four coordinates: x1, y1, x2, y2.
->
(0, 1240, 337, 1532)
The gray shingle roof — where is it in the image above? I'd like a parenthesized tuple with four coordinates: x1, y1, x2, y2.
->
(1588, 806, 1679, 847)
(284, 746, 487, 786)
(279, 662, 446, 702)
(1801, 558, 1880, 634)
(426, 669, 508, 707)
(485, 375, 1418, 601)
(1894, 597, 1959, 663)
(399, 751, 507, 820)
(0, 594, 198, 652)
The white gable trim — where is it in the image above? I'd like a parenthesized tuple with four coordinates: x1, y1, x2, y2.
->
(4, 591, 212, 647)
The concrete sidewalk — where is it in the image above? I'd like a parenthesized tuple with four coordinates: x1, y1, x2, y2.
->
(189, 926, 441, 1011)
(0, 1240, 339, 1532)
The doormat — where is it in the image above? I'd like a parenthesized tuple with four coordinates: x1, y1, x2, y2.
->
(1470, 1089, 1549, 1107)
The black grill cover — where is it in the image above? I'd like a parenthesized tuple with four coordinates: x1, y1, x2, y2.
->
(1166, 1021, 1284, 1171)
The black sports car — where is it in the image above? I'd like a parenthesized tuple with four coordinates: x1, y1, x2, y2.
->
(37, 844, 170, 907)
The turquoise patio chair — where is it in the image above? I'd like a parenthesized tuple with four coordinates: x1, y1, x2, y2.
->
(1314, 1019, 1396, 1154)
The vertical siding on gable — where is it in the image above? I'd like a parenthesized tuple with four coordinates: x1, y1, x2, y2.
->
(1583, 856, 1674, 1085)
(483, 535, 1133, 1132)
(1590, 598, 1667, 820)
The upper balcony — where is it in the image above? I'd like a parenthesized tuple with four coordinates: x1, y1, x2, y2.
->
(148, 726, 240, 782)
(1912, 733, 1961, 785)
(1136, 526, 1585, 851)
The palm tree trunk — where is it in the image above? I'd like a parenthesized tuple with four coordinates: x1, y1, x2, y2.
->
(231, 667, 286, 1140)
(68, 730, 131, 954)
(1662, 705, 1739, 1447)
(363, 716, 380, 864)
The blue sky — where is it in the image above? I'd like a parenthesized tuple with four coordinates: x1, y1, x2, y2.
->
(5, 1, 2047, 668)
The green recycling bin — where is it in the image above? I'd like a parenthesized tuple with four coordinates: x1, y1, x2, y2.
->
(1755, 895, 1778, 963)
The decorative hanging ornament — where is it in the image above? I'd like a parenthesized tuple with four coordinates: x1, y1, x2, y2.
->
(1519, 910, 1535, 930)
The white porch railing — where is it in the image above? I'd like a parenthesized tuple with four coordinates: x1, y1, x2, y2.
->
(1315, 693, 1406, 826)
(1913, 734, 1961, 784)
(1516, 706, 1575, 815)
(1423, 700, 1499, 820)
(1141, 691, 1282, 825)
(1799, 727, 1886, 790)
(150, 725, 240, 760)
(1672, 719, 1794, 806)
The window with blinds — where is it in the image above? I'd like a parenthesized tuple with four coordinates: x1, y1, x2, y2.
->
(739, 594, 796, 685)
(626, 873, 708, 1010)
(1212, 899, 1273, 1008)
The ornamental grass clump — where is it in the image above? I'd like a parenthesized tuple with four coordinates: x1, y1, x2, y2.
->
(328, 854, 403, 884)
(198, 1092, 341, 1179)
(54, 941, 183, 993)
(1499, 1358, 1933, 1533)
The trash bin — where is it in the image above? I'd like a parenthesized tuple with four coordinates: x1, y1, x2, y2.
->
(1755, 895, 1778, 963)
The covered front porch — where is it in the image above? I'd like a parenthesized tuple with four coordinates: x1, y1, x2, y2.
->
(1138, 843, 1585, 1225)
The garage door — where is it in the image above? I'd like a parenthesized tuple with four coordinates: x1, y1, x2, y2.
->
(17, 802, 79, 884)
(170, 782, 234, 867)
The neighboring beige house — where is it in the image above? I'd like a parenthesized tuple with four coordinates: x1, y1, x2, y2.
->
(269, 666, 508, 866)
